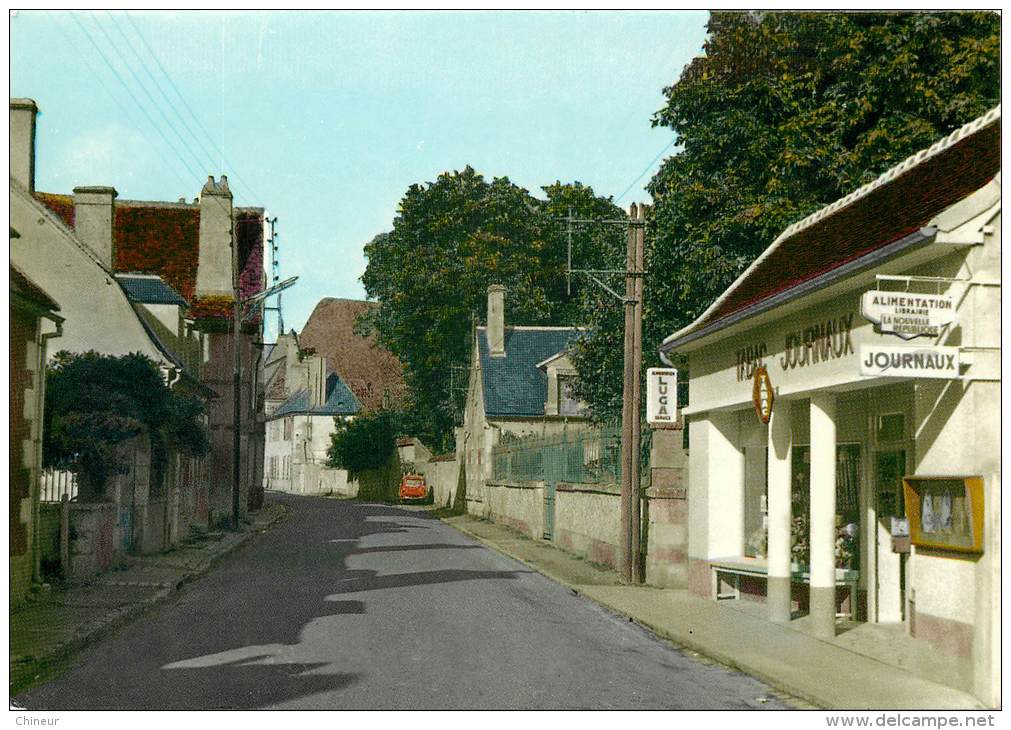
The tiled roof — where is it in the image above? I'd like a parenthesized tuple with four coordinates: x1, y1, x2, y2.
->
(297, 298, 406, 412)
(33, 193, 264, 320)
(662, 107, 1001, 351)
(115, 274, 188, 306)
(270, 372, 361, 418)
(10, 265, 60, 312)
(477, 327, 581, 418)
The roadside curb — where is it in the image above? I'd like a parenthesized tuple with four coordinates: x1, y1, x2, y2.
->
(441, 516, 826, 709)
(10, 502, 289, 695)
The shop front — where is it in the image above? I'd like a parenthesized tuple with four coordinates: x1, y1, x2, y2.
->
(660, 108, 1000, 705)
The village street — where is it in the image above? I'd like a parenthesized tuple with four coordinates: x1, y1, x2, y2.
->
(16, 494, 786, 710)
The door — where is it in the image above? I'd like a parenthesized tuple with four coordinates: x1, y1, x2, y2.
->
(875, 450, 906, 622)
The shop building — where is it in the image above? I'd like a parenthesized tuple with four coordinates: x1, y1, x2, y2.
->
(659, 108, 1000, 705)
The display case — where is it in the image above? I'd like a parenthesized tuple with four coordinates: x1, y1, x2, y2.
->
(902, 476, 984, 554)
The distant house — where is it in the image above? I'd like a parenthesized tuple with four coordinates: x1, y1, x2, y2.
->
(9, 260, 63, 606)
(13, 97, 268, 525)
(462, 285, 590, 516)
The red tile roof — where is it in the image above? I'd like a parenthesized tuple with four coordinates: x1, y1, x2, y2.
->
(663, 108, 1001, 350)
(33, 193, 264, 321)
(297, 298, 406, 412)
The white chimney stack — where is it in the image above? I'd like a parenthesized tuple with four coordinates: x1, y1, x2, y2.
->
(195, 175, 234, 297)
(73, 186, 118, 269)
(10, 98, 38, 192)
(487, 284, 506, 357)
(306, 355, 326, 409)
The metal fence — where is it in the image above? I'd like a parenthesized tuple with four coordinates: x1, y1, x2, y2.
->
(491, 426, 624, 486)
(40, 469, 78, 503)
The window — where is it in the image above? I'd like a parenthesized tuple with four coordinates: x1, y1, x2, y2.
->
(283, 417, 293, 441)
(558, 375, 586, 417)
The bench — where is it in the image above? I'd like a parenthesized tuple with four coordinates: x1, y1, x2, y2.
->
(710, 558, 859, 619)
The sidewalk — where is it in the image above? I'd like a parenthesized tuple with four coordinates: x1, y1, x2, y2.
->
(441, 512, 985, 711)
(10, 501, 288, 695)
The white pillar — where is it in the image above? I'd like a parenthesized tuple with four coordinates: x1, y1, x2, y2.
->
(809, 393, 837, 639)
(767, 400, 792, 623)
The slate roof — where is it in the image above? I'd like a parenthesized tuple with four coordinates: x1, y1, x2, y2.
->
(115, 274, 188, 306)
(476, 326, 581, 418)
(271, 372, 361, 418)
(297, 298, 406, 411)
(34, 193, 265, 319)
(662, 108, 1001, 352)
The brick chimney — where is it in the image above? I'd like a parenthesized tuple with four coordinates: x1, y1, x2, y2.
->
(487, 284, 506, 357)
(10, 98, 38, 191)
(306, 355, 326, 408)
(73, 186, 118, 268)
(195, 175, 233, 297)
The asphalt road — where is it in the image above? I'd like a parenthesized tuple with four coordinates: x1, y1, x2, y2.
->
(17, 494, 787, 710)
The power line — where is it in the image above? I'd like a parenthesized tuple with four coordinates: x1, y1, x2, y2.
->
(50, 14, 193, 192)
(123, 10, 266, 205)
(614, 136, 677, 204)
(88, 14, 211, 183)
(70, 13, 205, 187)
(105, 10, 222, 178)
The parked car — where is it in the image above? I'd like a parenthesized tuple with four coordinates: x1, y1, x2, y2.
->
(399, 473, 431, 504)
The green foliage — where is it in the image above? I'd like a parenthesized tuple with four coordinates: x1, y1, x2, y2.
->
(43, 351, 209, 498)
(571, 11, 1000, 422)
(360, 167, 624, 447)
(325, 412, 397, 479)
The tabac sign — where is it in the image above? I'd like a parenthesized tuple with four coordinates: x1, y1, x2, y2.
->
(646, 368, 678, 426)
(752, 366, 774, 424)
(861, 291, 956, 340)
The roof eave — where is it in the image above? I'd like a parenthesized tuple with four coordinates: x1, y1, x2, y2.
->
(660, 226, 936, 354)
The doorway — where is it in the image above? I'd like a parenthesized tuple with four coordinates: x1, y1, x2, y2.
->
(874, 449, 907, 622)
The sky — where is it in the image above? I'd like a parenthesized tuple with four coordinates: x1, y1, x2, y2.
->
(10, 10, 709, 340)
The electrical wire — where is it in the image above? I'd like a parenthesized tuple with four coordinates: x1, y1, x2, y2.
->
(614, 136, 677, 204)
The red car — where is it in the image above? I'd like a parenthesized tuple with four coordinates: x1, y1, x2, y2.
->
(399, 474, 431, 503)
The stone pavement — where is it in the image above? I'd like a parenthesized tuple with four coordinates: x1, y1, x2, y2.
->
(9, 501, 288, 695)
(441, 512, 987, 711)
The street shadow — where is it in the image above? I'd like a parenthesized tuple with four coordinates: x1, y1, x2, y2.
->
(326, 567, 531, 595)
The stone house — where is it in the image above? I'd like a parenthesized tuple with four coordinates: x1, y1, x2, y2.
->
(9, 261, 63, 606)
(12, 97, 269, 526)
(461, 284, 590, 516)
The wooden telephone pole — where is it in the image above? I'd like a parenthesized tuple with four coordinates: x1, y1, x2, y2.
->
(620, 203, 646, 584)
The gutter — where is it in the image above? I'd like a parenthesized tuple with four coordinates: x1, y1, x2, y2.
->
(32, 315, 63, 585)
(660, 227, 935, 354)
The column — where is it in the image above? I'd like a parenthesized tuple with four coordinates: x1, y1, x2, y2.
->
(809, 393, 837, 639)
(767, 400, 792, 623)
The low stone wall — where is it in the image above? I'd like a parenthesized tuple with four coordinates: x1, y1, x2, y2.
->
(68, 502, 118, 581)
(644, 487, 689, 587)
(554, 484, 621, 569)
(486, 481, 544, 540)
(294, 462, 356, 497)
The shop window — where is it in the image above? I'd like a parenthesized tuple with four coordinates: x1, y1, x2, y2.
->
(744, 447, 768, 558)
(790, 444, 861, 570)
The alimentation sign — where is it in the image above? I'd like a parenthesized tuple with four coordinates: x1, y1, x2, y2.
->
(861, 291, 956, 339)
(860, 345, 960, 379)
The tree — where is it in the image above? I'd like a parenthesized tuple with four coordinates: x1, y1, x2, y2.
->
(326, 411, 401, 501)
(44, 351, 209, 500)
(361, 167, 624, 448)
(570, 11, 1000, 421)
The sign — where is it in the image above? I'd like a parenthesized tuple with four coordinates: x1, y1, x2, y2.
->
(861, 291, 956, 339)
(860, 345, 960, 379)
(646, 368, 678, 426)
(752, 365, 774, 424)
(903, 477, 984, 554)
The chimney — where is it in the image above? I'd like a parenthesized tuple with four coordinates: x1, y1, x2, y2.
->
(195, 175, 233, 297)
(73, 186, 118, 268)
(281, 333, 304, 394)
(487, 284, 506, 357)
(306, 355, 326, 408)
(10, 98, 38, 191)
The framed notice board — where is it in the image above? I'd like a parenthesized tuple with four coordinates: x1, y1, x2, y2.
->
(903, 476, 984, 554)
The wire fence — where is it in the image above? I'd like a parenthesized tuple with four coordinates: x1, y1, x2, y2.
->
(491, 426, 627, 486)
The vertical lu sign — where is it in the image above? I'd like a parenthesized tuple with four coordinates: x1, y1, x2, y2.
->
(646, 368, 678, 426)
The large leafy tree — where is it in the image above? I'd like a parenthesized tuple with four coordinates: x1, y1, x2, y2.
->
(361, 167, 624, 448)
(571, 10, 1000, 421)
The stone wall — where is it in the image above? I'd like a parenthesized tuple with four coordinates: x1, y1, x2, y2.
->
(419, 456, 461, 509)
(68, 502, 118, 581)
(554, 485, 621, 569)
(486, 481, 544, 540)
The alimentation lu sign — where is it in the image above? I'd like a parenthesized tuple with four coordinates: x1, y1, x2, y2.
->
(860, 291, 955, 339)
(646, 368, 678, 426)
